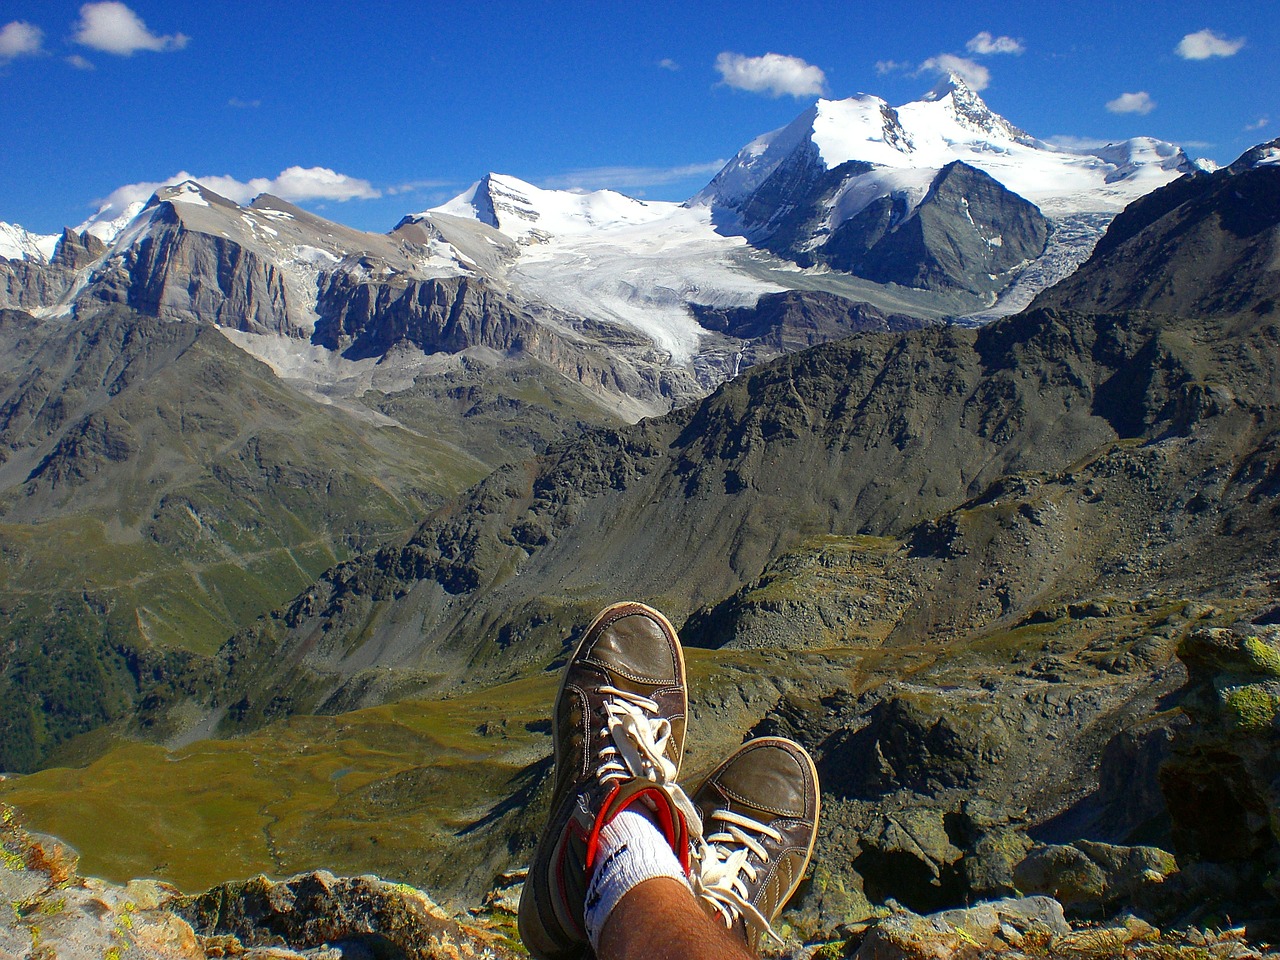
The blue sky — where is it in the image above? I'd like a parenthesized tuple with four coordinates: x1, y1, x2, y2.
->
(1, 0, 1275, 235)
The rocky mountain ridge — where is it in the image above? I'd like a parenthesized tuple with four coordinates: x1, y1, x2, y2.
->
(1033, 138, 1280, 319)
(2, 80, 1280, 960)
(1, 77, 1213, 429)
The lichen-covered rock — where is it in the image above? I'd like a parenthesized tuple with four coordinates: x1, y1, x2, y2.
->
(1160, 625, 1280, 924)
(961, 827, 1034, 900)
(0, 805, 515, 960)
(1, 805, 204, 960)
(174, 871, 518, 960)
(1012, 841, 1176, 918)
(850, 897, 1069, 959)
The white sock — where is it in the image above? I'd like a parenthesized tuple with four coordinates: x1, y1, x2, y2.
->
(583, 807, 690, 951)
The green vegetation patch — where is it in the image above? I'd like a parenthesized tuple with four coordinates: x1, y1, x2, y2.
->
(0, 672, 559, 896)
(1221, 684, 1280, 732)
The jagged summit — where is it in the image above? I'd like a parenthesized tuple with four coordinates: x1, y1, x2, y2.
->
(695, 79, 1195, 220)
(0, 221, 59, 262)
(1230, 137, 1280, 172)
(920, 72, 1034, 143)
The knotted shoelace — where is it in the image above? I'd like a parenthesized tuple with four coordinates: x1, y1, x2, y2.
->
(692, 808, 784, 945)
(593, 684, 702, 839)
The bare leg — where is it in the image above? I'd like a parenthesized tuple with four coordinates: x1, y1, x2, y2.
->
(596, 877, 756, 960)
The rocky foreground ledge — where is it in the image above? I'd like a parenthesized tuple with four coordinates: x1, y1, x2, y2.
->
(3, 805, 1274, 960)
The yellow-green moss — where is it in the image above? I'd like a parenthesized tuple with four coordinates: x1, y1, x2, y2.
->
(1243, 636, 1280, 678)
(1222, 685, 1280, 731)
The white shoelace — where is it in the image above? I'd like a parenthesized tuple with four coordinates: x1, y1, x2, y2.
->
(593, 685, 702, 841)
(692, 808, 783, 944)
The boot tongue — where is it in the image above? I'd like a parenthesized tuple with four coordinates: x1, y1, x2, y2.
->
(717, 746, 808, 820)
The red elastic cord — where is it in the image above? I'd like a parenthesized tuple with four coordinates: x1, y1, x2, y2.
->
(589, 786, 691, 876)
(583, 782, 622, 874)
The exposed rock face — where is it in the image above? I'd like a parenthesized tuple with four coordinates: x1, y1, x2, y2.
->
(175, 872, 518, 959)
(1033, 146, 1280, 318)
(692, 289, 930, 359)
(723, 157, 1049, 297)
(51, 227, 108, 270)
(86, 201, 304, 336)
(0, 228, 106, 312)
(313, 271, 699, 411)
(314, 272, 544, 359)
(833, 161, 1049, 296)
(1, 806, 204, 960)
(1160, 626, 1280, 923)
(844, 902, 1258, 960)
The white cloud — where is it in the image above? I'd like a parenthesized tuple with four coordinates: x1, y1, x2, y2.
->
(385, 178, 456, 196)
(874, 59, 912, 76)
(539, 161, 728, 192)
(73, 2, 188, 55)
(658, 58, 679, 71)
(66, 53, 95, 70)
(93, 167, 381, 218)
(227, 97, 261, 108)
(1246, 117, 1270, 132)
(714, 51, 826, 98)
(1106, 91, 1156, 115)
(920, 54, 991, 91)
(967, 31, 1024, 55)
(0, 20, 44, 59)
(1176, 28, 1245, 60)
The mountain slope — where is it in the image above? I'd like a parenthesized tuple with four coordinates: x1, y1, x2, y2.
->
(0, 305, 507, 772)
(1033, 139, 1280, 318)
(189, 300, 1280, 736)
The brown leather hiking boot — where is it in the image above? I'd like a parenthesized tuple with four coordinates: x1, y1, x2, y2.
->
(690, 736, 821, 954)
(518, 602, 698, 960)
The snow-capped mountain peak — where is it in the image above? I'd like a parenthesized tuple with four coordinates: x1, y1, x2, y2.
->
(695, 79, 1196, 220)
(1230, 138, 1280, 172)
(431, 173, 669, 243)
(917, 72, 1034, 144)
(77, 199, 147, 246)
(0, 222, 60, 263)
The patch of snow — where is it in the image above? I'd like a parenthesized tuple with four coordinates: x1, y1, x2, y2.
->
(292, 244, 341, 266)
(505, 203, 783, 363)
(822, 167, 936, 234)
(433, 173, 672, 243)
(0, 222, 58, 262)
(242, 214, 279, 237)
(1252, 146, 1280, 167)
(78, 200, 146, 245)
(166, 182, 211, 207)
(35, 234, 61, 261)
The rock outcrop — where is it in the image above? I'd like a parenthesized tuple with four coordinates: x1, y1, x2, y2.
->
(6, 803, 1275, 960)
(1160, 625, 1280, 931)
(0, 228, 106, 313)
(0, 805, 517, 960)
